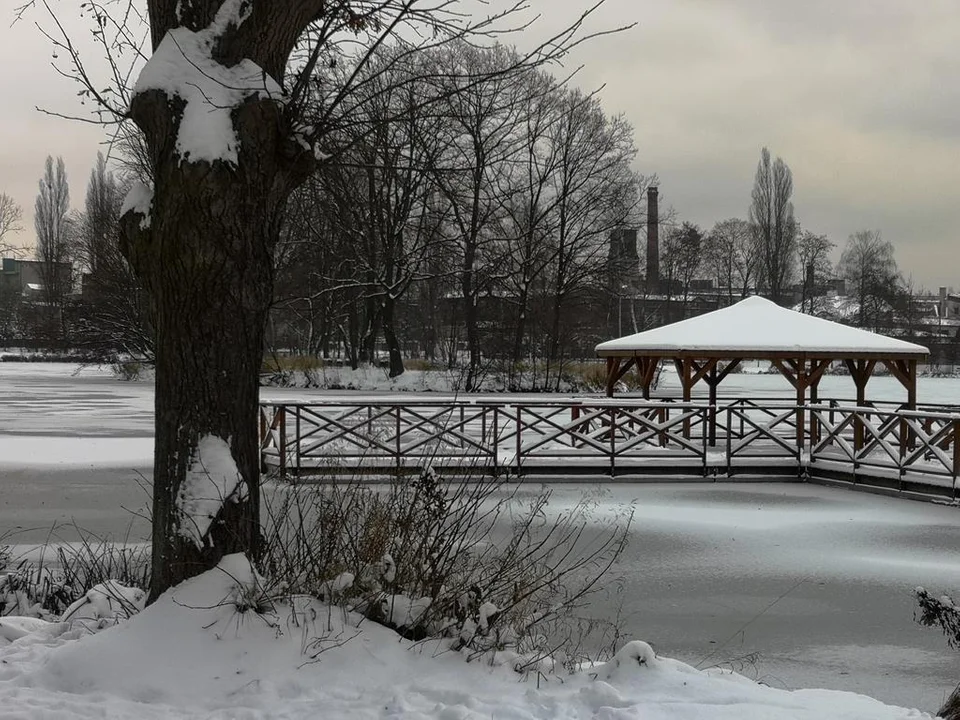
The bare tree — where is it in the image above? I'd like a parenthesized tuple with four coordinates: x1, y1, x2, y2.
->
(496, 68, 561, 380)
(660, 221, 703, 321)
(837, 229, 901, 331)
(429, 42, 532, 390)
(542, 90, 640, 387)
(23, 0, 628, 597)
(795, 229, 834, 315)
(34, 155, 73, 340)
(704, 217, 756, 303)
(312, 49, 453, 377)
(749, 147, 796, 304)
(0, 193, 24, 255)
(0, 194, 24, 341)
(74, 153, 153, 358)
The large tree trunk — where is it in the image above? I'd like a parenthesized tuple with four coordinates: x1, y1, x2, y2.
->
(121, 32, 313, 597)
(122, 140, 283, 598)
(380, 297, 405, 378)
(463, 285, 481, 390)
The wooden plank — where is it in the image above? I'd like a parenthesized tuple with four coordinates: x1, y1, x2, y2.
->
(715, 358, 743, 384)
(882, 358, 910, 388)
(605, 357, 619, 397)
(613, 357, 638, 385)
(770, 358, 798, 389)
(691, 358, 718, 385)
(807, 358, 832, 387)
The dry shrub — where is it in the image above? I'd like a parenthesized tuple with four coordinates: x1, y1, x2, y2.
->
(260, 467, 632, 669)
(916, 587, 960, 649)
(940, 684, 960, 720)
(262, 354, 326, 373)
(0, 525, 149, 619)
(404, 358, 441, 372)
(915, 587, 960, 718)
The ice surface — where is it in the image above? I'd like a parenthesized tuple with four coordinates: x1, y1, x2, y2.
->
(0, 436, 153, 467)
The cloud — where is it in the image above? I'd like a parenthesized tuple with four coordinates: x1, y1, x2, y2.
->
(2, 0, 958, 288)
(544, 0, 960, 287)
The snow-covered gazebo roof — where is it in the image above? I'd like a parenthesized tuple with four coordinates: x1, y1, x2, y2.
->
(595, 297, 928, 445)
(596, 296, 928, 360)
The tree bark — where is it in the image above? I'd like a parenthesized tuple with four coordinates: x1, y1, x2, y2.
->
(122, 80, 312, 599)
(380, 297, 405, 378)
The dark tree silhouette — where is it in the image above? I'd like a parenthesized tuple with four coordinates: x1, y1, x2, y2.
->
(749, 147, 796, 304)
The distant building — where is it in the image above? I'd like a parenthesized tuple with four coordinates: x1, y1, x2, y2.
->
(1, 258, 73, 300)
(938, 287, 960, 320)
(606, 228, 641, 293)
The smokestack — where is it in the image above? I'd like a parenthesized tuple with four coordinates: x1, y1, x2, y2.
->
(646, 186, 659, 292)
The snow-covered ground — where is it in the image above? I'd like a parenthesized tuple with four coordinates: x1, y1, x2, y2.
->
(1, 553, 935, 719)
(3, 363, 960, 715)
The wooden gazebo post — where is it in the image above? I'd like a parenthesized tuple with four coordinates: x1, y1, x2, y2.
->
(636, 357, 660, 400)
(796, 359, 807, 450)
(677, 358, 693, 438)
(882, 358, 919, 452)
(845, 359, 875, 451)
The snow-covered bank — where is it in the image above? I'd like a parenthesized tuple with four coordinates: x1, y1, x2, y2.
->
(4, 362, 960, 710)
(0, 555, 934, 719)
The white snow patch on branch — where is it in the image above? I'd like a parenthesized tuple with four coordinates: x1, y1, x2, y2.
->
(120, 181, 153, 229)
(133, 0, 280, 165)
(177, 435, 248, 549)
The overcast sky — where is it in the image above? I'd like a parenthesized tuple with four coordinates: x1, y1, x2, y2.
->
(3, 0, 958, 289)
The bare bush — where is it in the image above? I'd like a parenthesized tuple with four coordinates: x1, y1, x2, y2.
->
(0, 525, 149, 619)
(260, 468, 631, 670)
(916, 586, 960, 649)
(915, 586, 960, 719)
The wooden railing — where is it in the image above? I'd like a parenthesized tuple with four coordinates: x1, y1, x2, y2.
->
(259, 399, 960, 496)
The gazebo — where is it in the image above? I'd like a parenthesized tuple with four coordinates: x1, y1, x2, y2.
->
(595, 296, 929, 447)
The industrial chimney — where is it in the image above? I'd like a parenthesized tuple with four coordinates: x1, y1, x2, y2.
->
(645, 186, 659, 293)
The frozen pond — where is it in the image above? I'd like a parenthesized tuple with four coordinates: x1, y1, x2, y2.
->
(2, 363, 960, 712)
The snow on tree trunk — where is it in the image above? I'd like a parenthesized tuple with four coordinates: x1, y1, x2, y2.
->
(177, 435, 249, 549)
(120, 0, 317, 601)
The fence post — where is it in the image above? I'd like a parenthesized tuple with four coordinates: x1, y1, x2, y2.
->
(828, 400, 836, 448)
(492, 407, 499, 476)
(726, 406, 733, 477)
(278, 406, 287, 480)
(609, 407, 616, 476)
(396, 405, 402, 476)
(702, 407, 709, 477)
(572, 405, 580, 448)
(295, 406, 301, 475)
(516, 404, 522, 477)
(953, 418, 960, 500)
